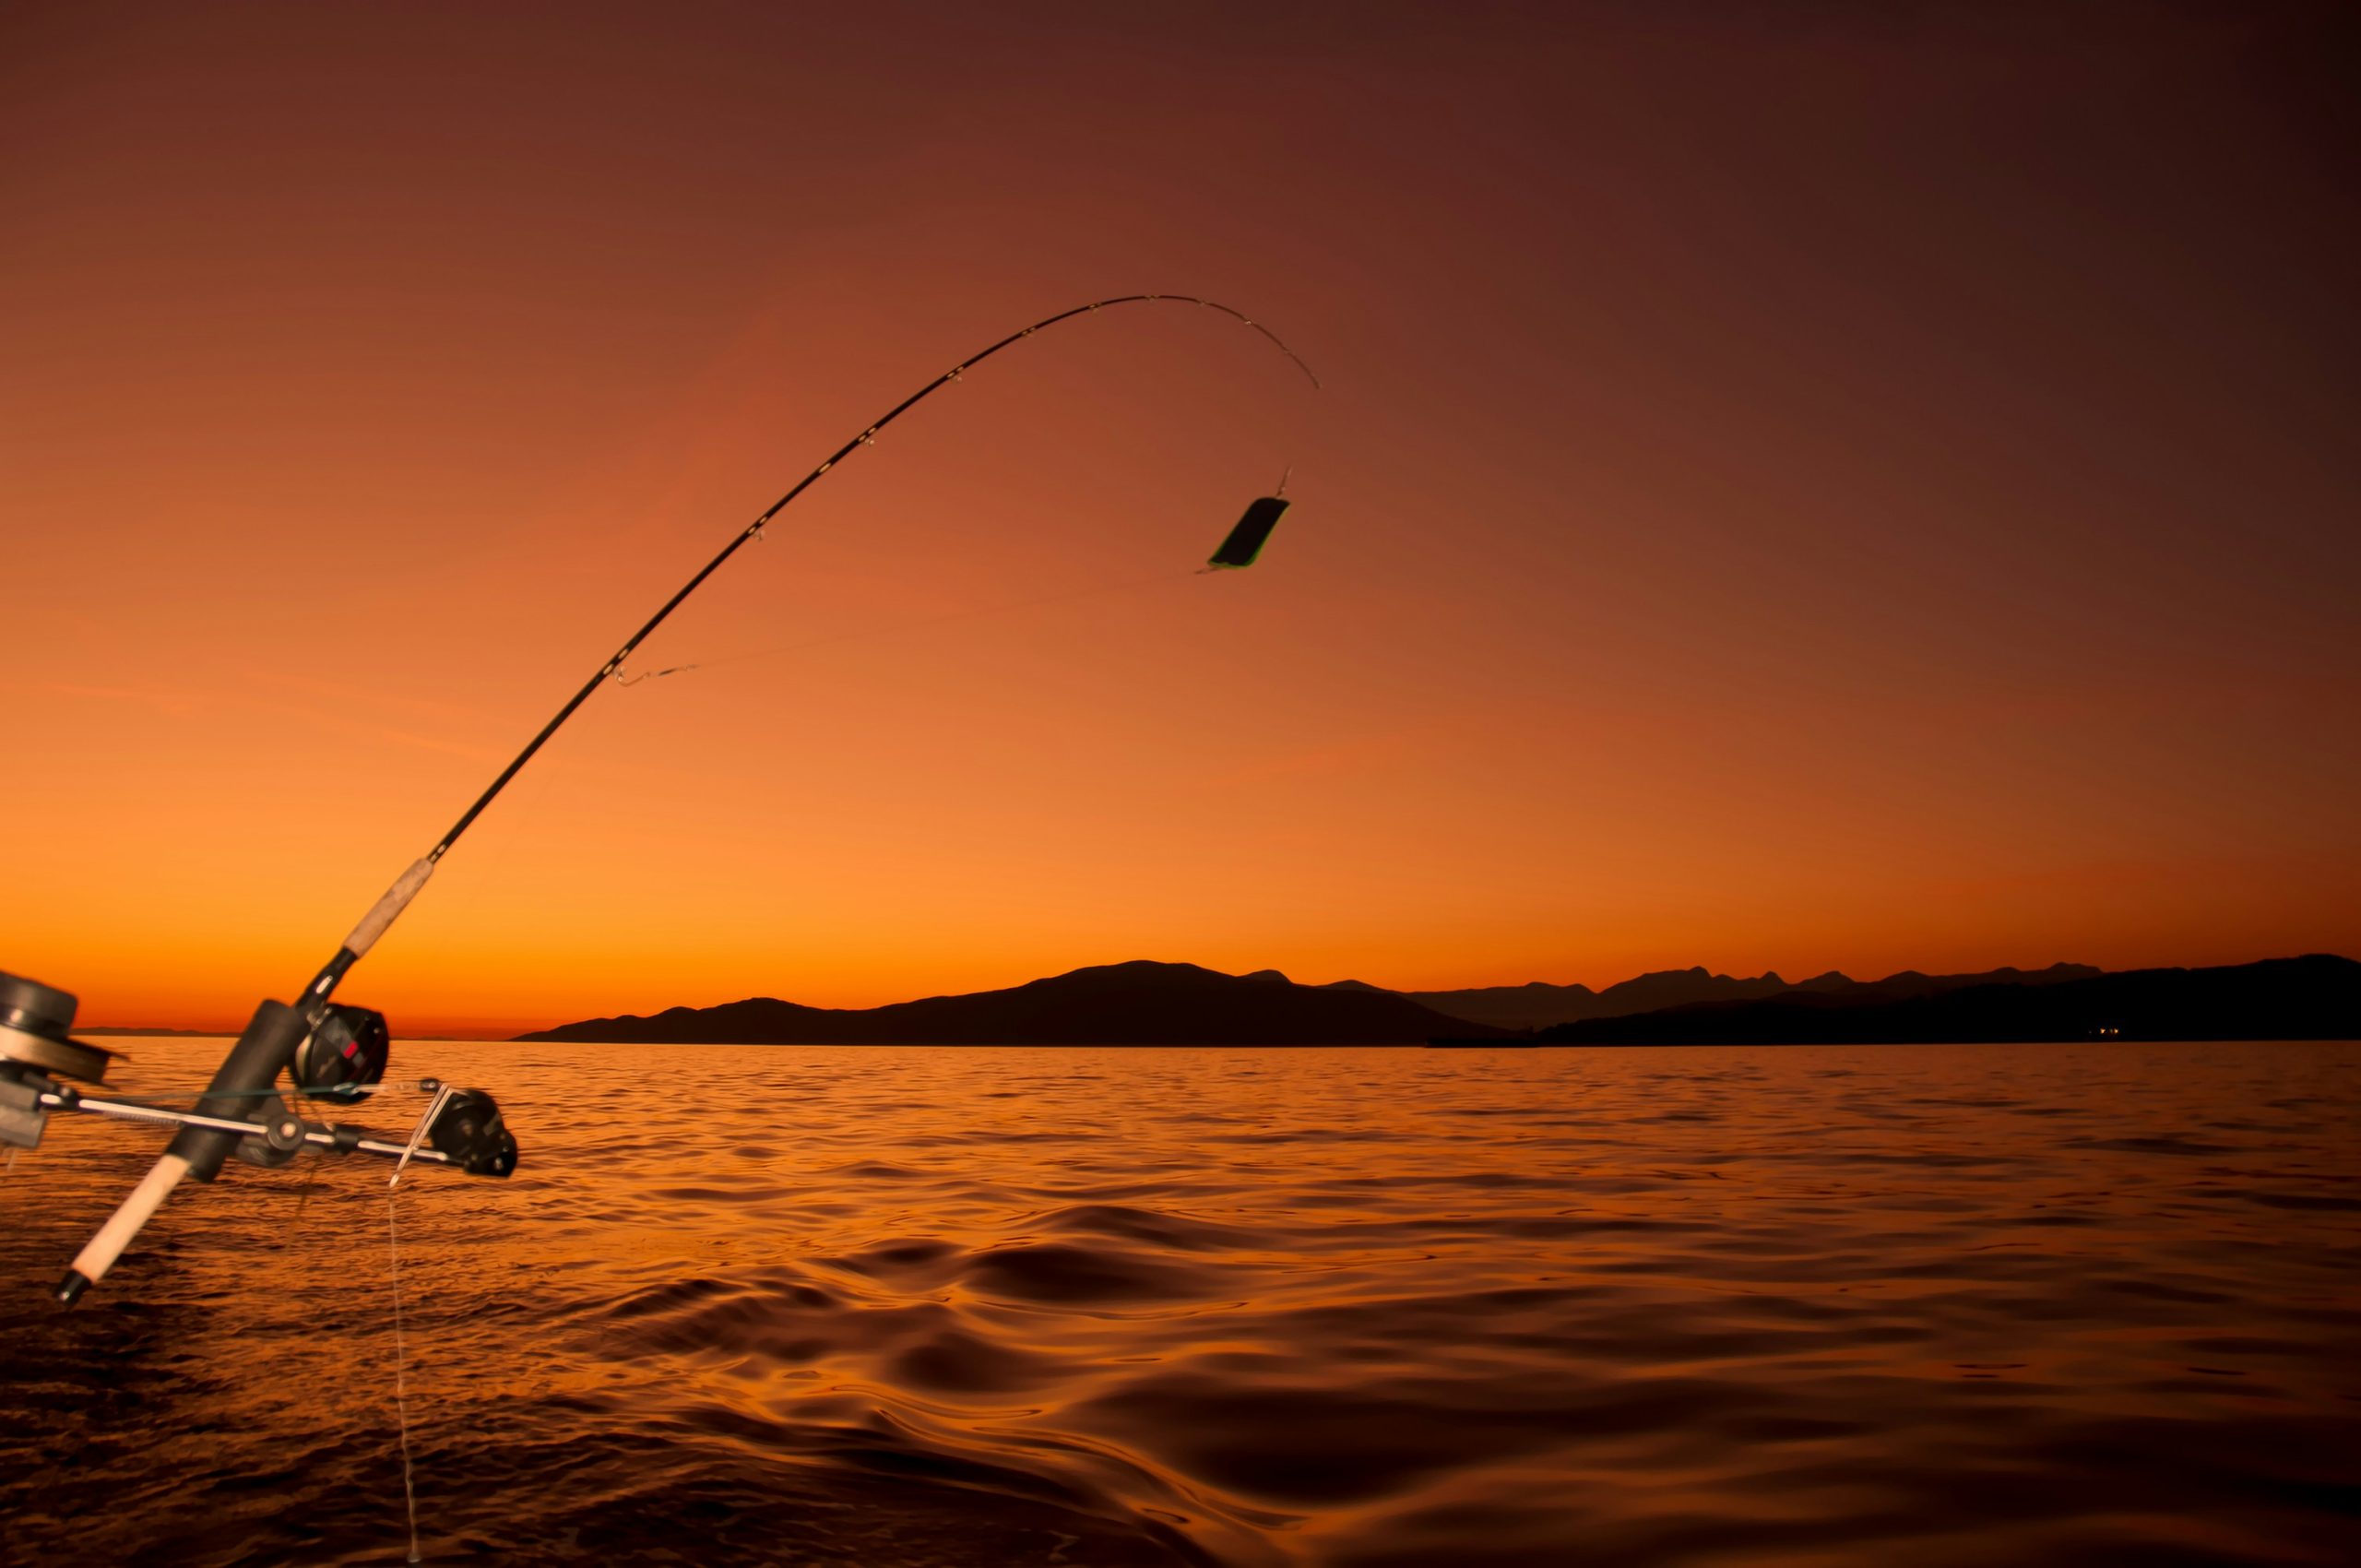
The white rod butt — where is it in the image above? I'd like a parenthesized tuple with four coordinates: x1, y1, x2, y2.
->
(58, 1152, 191, 1303)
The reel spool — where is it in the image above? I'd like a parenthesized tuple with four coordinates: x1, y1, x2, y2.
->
(236, 1003, 388, 1167)
(292, 1004, 391, 1100)
(0, 970, 117, 1085)
(426, 1087, 518, 1177)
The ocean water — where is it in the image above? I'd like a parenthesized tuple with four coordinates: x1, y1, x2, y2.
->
(2, 1039, 2356, 1566)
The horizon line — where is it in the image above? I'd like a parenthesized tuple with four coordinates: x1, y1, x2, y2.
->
(75, 949, 2355, 1039)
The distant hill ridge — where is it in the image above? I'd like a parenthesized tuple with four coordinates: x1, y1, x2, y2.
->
(1328, 962, 2103, 1030)
(1536, 955, 2360, 1045)
(516, 960, 1503, 1045)
(513, 956, 2354, 1046)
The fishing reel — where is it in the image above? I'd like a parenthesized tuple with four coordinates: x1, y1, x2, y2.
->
(308, 1005, 515, 1176)
(293, 1003, 392, 1100)
(227, 1000, 515, 1177)
(3, 966, 520, 1302)
(0, 971, 112, 1150)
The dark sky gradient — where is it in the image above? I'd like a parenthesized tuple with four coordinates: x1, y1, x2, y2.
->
(4, 2, 2355, 1030)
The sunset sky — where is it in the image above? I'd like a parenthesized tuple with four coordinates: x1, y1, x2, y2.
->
(4, 2, 2355, 1034)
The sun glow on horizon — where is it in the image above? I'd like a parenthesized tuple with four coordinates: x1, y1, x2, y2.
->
(5, 6, 2355, 1035)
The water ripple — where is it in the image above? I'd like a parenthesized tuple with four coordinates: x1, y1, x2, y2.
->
(3, 1039, 2358, 1564)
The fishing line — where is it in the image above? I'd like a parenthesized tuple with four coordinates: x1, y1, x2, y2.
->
(610, 564, 1204, 689)
(289, 1144, 322, 1223)
(450, 730, 574, 903)
(418, 293, 1316, 876)
(47, 291, 1313, 1371)
(386, 1185, 423, 1564)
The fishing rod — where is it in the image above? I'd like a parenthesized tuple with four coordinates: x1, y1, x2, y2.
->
(6, 293, 1317, 1305)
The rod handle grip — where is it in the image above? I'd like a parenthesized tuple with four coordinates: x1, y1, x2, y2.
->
(345, 857, 435, 958)
(56, 1152, 190, 1304)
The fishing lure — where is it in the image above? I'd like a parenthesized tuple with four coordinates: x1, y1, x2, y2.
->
(1209, 495, 1292, 570)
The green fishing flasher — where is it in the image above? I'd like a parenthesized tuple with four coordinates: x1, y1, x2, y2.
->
(1209, 496, 1289, 569)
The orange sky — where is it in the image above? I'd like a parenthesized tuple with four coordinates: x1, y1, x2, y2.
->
(4, 3, 2355, 1035)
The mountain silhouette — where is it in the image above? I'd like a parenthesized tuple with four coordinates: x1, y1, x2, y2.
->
(516, 960, 1504, 1045)
(515, 956, 2353, 1047)
(1536, 956, 2359, 1044)
(1370, 962, 2101, 1030)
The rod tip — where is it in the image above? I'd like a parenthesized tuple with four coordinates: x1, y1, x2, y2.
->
(53, 1269, 90, 1306)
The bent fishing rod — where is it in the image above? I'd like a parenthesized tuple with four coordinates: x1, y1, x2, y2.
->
(4, 293, 1317, 1304)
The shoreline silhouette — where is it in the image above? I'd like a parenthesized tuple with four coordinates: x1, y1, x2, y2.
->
(512, 955, 2360, 1046)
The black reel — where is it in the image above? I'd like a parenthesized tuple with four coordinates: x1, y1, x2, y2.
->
(291, 1004, 390, 1100)
(429, 1087, 518, 1178)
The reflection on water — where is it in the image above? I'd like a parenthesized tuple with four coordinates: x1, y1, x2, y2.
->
(3, 1040, 2358, 1565)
